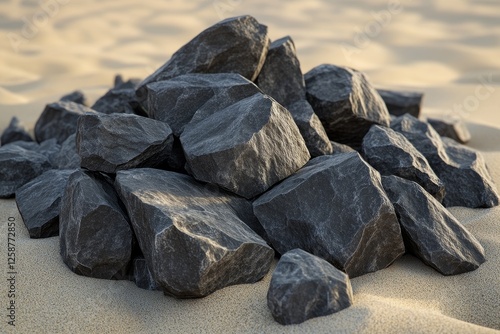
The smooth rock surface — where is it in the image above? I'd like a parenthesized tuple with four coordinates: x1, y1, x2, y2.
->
(1, 116, 33, 145)
(377, 89, 423, 118)
(60, 90, 87, 105)
(267, 249, 354, 325)
(427, 117, 471, 144)
(382, 175, 486, 275)
(55, 134, 81, 169)
(253, 153, 405, 278)
(132, 257, 160, 291)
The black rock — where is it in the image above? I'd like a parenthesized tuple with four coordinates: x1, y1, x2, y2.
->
(60, 90, 87, 105)
(427, 117, 471, 144)
(55, 134, 81, 169)
(59, 170, 133, 279)
(330, 141, 355, 154)
(381, 175, 486, 275)
(305, 64, 391, 148)
(115, 168, 274, 298)
(35, 101, 97, 144)
(15, 169, 75, 238)
(132, 257, 160, 291)
(377, 89, 423, 118)
(391, 115, 499, 208)
(253, 153, 405, 278)
(91, 87, 137, 115)
(76, 112, 174, 173)
(181, 93, 310, 199)
(362, 125, 445, 201)
(1, 117, 33, 145)
(136, 15, 269, 100)
(267, 249, 354, 325)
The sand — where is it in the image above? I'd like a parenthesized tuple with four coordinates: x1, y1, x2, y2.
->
(0, 0, 499, 332)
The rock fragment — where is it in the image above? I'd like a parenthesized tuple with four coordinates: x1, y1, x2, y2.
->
(427, 117, 471, 144)
(55, 134, 81, 169)
(377, 89, 423, 118)
(1, 117, 33, 145)
(60, 90, 87, 105)
(330, 141, 355, 154)
(132, 257, 161, 291)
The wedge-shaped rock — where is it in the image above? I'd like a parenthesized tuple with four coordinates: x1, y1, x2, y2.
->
(60, 90, 87, 105)
(132, 257, 160, 291)
(1, 117, 33, 145)
(16, 169, 75, 238)
(427, 117, 471, 144)
(377, 89, 423, 118)
(136, 15, 269, 100)
(76, 113, 174, 173)
(267, 249, 353, 325)
(253, 153, 405, 278)
(55, 134, 81, 169)
(35, 101, 97, 144)
(115, 168, 274, 298)
(391, 115, 499, 208)
(381, 175, 486, 275)
(59, 170, 133, 279)
(362, 125, 445, 201)
(181, 93, 310, 198)
(330, 141, 355, 154)
(305, 64, 391, 148)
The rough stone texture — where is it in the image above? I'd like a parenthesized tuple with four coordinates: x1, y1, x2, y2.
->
(59, 170, 133, 279)
(39, 138, 61, 168)
(15, 169, 75, 238)
(305, 64, 391, 148)
(1, 116, 33, 145)
(391, 114, 499, 208)
(136, 15, 269, 100)
(381, 175, 486, 275)
(427, 117, 471, 144)
(55, 134, 81, 169)
(253, 153, 405, 278)
(132, 257, 160, 291)
(267, 249, 354, 325)
(76, 112, 174, 173)
(60, 90, 87, 105)
(91, 87, 137, 115)
(115, 168, 274, 298)
(362, 125, 445, 201)
(377, 89, 423, 118)
(35, 101, 97, 144)
(330, 141, 355, 154)
(181, 93, 310, 199)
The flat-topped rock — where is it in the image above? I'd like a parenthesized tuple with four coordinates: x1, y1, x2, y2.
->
(377, 89, 423, 118)
(427, 117, 471, 144)
(1, 116, 33, 145)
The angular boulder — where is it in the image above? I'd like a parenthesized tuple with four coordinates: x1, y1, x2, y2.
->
(377, 89, 423, 118)
(60, 90, 87, 105)
(1, 116, 33, 145)
(427, 117, 471, 144)
(55, 134, 81, 169)
(253, 153, 405, 278)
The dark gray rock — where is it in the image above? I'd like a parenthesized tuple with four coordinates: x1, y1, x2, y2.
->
(181, 93, 310, 199)
(377, 89, 423, 118)
(391, 115, 499, 208)
(136, 15, 269, 100)
(59, 170, 133, 279)
(330, 141, 355, 154)
(362, 125, 445, 201)
(60, 90, 87, 105)
(15, 169, 75, 238)
(381, 175, 486, 275)
(132, 257, 160, 291)
(114, 74, 141, 90)
(91, 87, 137, 115)
(39, 138, 61, 168)
(1, 117, 33, 145)
(305, 64, 391, 148)
(76, 112, 174, 173)
(115, 168, 274, 298)
(267, 249, 353, 325)
(55, 134, 81, 169)
(427, 117, 471, 144)
(253, 153, 405, 278)
(34, 101, 97, 144)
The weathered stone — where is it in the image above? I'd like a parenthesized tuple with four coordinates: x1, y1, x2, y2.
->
(253, 153, 405, 278)
(305, 64, 391, 148)
(16, 169, 75, 238)
(330, 141, 355, 154)
(132, 257, 160, 291)
(59, 170, 133, 279)
(55, 134, 81, 169)
(181, 93, 310, 199)
(427, 117, 471, 144)
(377, 89, 423, 118)
(136, 15, 269, 100)
(76, 112, 174, 173)
(381, 175, 486, 275)
(60, 90, 87, 105)
(91, 87, 137, 115)
(35, 101, 97, 144)
(267, 249, 354, 325)
(1, 117, 33, 145)
(391, 115, 499, 208)
(115, 168, 274, 298)
(362, 125, 445, 201)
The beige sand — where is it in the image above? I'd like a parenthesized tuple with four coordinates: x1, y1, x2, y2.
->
(0, 0, 499, 332)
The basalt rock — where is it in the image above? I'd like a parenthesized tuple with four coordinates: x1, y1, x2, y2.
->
(60, 90, 87, 105)
(91, 87, 137, 115)
(1, 116, 33, 145)
(330, 141, 355, 154)
(427, 117, 471, 144)
(377, 89, 423, 118)
(55, 134, 81, 169)
(132, 257, 161, 291)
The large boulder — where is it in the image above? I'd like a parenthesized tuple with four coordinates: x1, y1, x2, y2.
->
(253, 153, 405, 278)
(377, 89, 423, 118)
(1, 116, 33, 145)
(427, 117, 471, 144)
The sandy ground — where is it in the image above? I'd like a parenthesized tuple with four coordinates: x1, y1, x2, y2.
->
(0, 0, 499, 333)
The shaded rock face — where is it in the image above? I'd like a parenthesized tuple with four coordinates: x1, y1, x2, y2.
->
(59, 170, 133, 279)
(181, 93, 310, 199)
(1, 116, 33, 145)
(267, 249, 353, 325)
(115, 168, 274, 298)
(15, 169, 75, 238)
(381, 175, 486, 275)
(76, 112, 174, 173)
(391, 114, 499, 208)
(330, 141, 355, 154)
(362, 125, 445, 201)
(377, 89, 423, 118)
(305, 64, 391, 148)
(55, 134, 81, 169)
(136, 15, 269, 100)
(427, 117, 471, 144)
(35, 101, 97, 144)
(253, 153, 405, 278)
(60, 90, 87, 105)
(132, 257, 160, 291)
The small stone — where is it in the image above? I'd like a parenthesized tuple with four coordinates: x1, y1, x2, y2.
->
(132, 257, 160, 291)
(381, 175, 486, 275)
(427, 117, 471, 144)
(60, 90, 87, 105)
(39, 138, 61, 168)
(1, 117, 33, 145)
(114, 74, 141, 90)
(55, 134, 81, 169)
(377, 89, 423, 118)
(91, 87, 137, 115)
(267, 249, 354, 325)
(330, 141, 355, 154)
